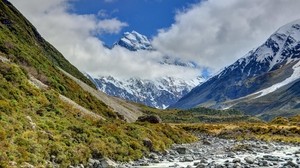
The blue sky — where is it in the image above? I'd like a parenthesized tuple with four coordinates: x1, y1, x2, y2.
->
(71, 0, 199, 46)
(10, 0, 300, 79)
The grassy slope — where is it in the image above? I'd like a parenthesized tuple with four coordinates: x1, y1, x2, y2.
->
(139, 105, 262, 123)
(0, 0, 116, 119)
(0, 1, 196, 167)
(177, 115, 300, 143)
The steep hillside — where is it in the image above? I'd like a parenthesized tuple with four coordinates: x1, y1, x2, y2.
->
(170, 19, 300, 118)
(0, 1, 196, 167)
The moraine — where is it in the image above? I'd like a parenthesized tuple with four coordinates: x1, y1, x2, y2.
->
(121, 135, 300, 168)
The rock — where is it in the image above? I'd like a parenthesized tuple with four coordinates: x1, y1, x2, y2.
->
(143, 138, 153, 151)
(200, 159, 208, 163)
(137, 115, 162, 123)
(99, 157, 118, 168)
(263, 155, 279, 161)
(233, 162, 241, 168)
(151, 159, 160, 163)
(149, 153, 159, 160)
(284, 161, 298, 167)
(202, 139, 211, 145)
(183, 156, 194, 162)
(244, 156, 255, 164)
(186, 165, 192, 168)
(175, 147, 189, 154)
(196, 164, 206, 168)
(259, 160, 268, 166)
(169, 150, 179, 155)
(227, 152, 235, 158)
(232, 158, 241, 163)
(139, 162, 150, 166)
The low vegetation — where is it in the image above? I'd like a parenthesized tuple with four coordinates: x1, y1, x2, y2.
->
(0, 61, 196, 167)
(140, 106, 262, 123)
(177, 115, 300, 143)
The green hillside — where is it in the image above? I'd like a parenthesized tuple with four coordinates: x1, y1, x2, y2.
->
(0, 1, 196, 167)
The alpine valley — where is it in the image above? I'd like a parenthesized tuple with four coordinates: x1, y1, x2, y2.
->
(170, 19, 300, 120)
(87, 31, 204, 109)
(1, 0, 300, 167)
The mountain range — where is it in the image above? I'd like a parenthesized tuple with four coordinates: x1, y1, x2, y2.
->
(170, 19, 300, 120)
(88, 31, 204, 109)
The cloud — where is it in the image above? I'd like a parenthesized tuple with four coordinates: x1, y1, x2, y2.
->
(10, 0, 300, 80)
(10, 0, 199, 80)
(97, 18, 128, 34)
(153, 0, 300, 72)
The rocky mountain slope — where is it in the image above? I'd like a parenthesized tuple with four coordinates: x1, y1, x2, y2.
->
(170, 19, 300, 119)
(88, 75, 203, 109)
(113, 30, 153, 51)
(0, 1, 195, 167)
(90, 31, 204, 109)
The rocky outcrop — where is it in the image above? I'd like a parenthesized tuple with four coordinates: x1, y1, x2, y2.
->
(136, 115, 162, 123)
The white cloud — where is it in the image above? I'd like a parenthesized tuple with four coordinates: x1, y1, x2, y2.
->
(10, 0, 300, 80)
(97, 18, 128, 34)
(153, 0, 300, 72)
(9, 0, 199, 80)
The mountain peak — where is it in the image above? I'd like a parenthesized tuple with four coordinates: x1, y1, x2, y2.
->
(114, 30, 153, 51)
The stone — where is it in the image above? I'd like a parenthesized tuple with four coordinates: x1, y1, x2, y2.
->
(244, 156, 255, 164)
(196, 164, 206, 168)
(284, 161, 298, 167)
(175, 147, 189, 154)
(149, 153, 159, 160)
(99, 157, 118, 168)
(232, 158, 241, 163)
(200, 159, 208, 163)
(137, 115, 162, 123)
(143, 138, 153, 148)
(227, 152, 235, 158)
(202, 139, 211, 145)
(259, 160, 268, 166)
(183, 156, 194, 162)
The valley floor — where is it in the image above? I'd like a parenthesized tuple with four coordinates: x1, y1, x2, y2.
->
(126, 135, 300, 168)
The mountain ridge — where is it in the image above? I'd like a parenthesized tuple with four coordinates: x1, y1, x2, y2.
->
(89, 30, 204, 108)
(170, 19, 300, 119)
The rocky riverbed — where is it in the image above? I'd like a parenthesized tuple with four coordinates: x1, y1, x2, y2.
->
(119, 135, 300, 168)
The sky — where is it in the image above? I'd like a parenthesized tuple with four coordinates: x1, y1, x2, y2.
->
(9, 0, 300, 80)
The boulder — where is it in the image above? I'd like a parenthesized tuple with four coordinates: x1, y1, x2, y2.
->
(175, 147, 189, 154)
(99, 157, 118, 168)
(143, 138, 153, 150)
(137, 115, 162, 123)
(244, 156, 255, 164)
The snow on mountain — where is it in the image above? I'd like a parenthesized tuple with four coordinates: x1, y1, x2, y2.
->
(170, 19, 300, 117)
(87, 75, 204, 109)
(88, 30, 204, 108)
(113, 31, 153, 51)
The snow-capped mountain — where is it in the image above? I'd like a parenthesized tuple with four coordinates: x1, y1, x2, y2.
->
(113, 31, 153, 51)
(89, 31, 203, 108)
(87, 75, 204, 109)
(170, 19, 300, 118)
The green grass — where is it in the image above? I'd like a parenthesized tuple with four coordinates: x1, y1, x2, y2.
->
(0, 1, 117, 119)
(139, 105, 262, 123)
(0, 2, 197, 167)
(0, 61, 196, 167)
(176, 115, 300, 144)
